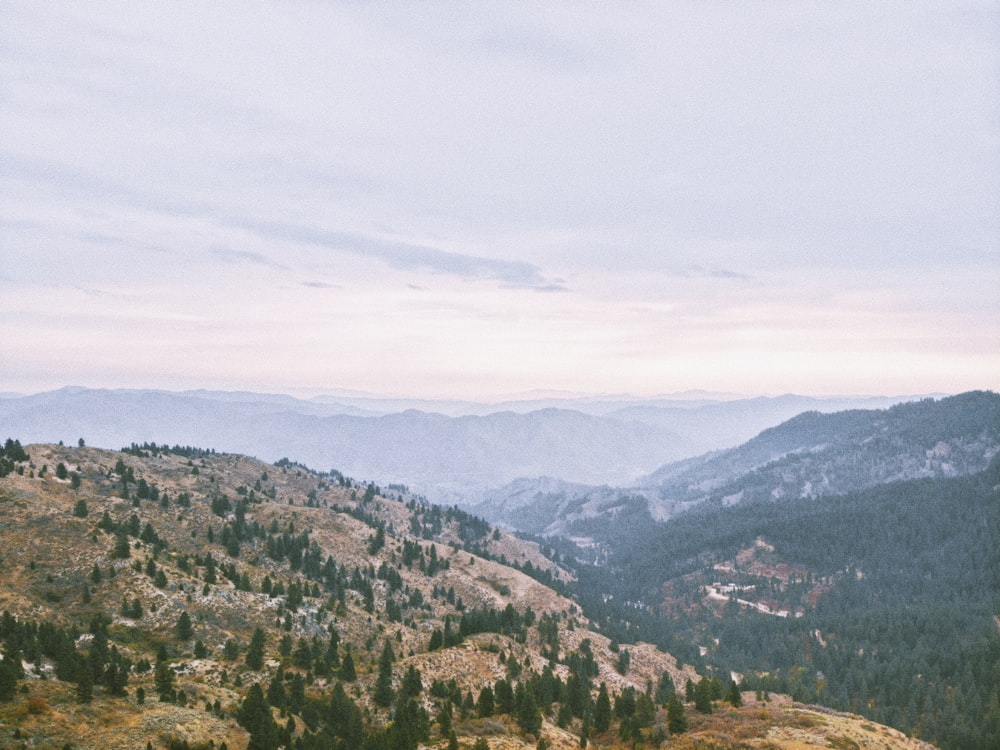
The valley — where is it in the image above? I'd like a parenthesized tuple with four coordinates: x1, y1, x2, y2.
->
(0, 391, 997, 748)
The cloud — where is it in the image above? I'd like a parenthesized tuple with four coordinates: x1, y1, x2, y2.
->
(224, 218, 565, 291)
(680, 265, 753, 282)
(210, 246, 287, 270)
(479, 22, 600, 73)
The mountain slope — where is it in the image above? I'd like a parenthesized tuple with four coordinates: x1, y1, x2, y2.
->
(0, 440, 934, 749)
(567, 458, 1000, 750)
(644, 390, 1000, 508)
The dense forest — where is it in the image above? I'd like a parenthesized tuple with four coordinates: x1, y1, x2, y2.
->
(561, 458, 1000, 749)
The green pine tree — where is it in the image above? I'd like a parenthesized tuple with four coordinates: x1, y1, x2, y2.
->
(593, 683, 611, 732)
(154, 660, 175, 702)
(399, 664, 423, 702)
(694, 677, 714, 714)
(176, 611, 193, 641)
(515, 681, 542, 736)
(0, 659, 20, 702)
(246, 627, 266, 670)
(726, 679, 743, 707)
(238, 683, 279, 750)
(667, 693, 687, 734)
(339, 650, 357, 681)
(76, 663, 94, 703)
(373, 639, 395, 707)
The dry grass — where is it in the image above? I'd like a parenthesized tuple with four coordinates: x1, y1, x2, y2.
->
(0, 445, 939, 750)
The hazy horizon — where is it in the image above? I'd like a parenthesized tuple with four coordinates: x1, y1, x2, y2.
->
(3, 2, 998, 399)
(0, 382, 957, 406)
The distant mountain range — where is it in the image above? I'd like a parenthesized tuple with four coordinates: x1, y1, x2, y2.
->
(473, 391, 1000, 536)
(0, 387, 914, 503)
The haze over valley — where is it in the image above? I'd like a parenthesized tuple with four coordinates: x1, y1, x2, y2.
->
(0, 387, 919, 503)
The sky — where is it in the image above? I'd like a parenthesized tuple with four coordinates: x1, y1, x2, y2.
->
(2, 1, 999, 401)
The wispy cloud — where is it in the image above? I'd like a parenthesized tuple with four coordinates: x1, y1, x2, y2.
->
(680, 265, 753, 282)
(479, 23, 599, 73)
(225, 218, 565, 291)
(210, 246, 288, 270)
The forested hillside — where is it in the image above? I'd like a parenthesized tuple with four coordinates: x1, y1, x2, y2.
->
(0, 438, 928, 749)
(645, 390, 1000, 509)
(567, 459, 1000, 750)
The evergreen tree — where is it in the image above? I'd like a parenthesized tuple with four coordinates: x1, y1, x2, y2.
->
(111, 531, 130, 559)
(399, 664, 423, 702)
(618, 715, 643, 745)
(726, 679, 743, 707)
(614, 686, 636, 720)
(154, 660, 176, 702)
(654, 671, 675, 704)
(203, 553, 217, 584)
(238, 683, 279, 750)
(436, 702, 452, 737)
(338, 650, 357, 681)
(76, 662, 94, 703)
(105, 647, 129, 696)
(389, 697, 430, 750)
(616, 647, 631, 675)
(223, 639, 240, 661)
(373, 639, 395, 707)
(428, 628, 443, 651)
(176, 611, 193, 641)
(694, 677, 714, 714)
(478, 684, 495, 717)
(289, 672, 306, 715)
(666, 693, 687, 734)
(0, 659, 19, 702)
(635, 692, 656, 729)
(266, 667, 287, 710)
(515, 681, 542, 736)
(494, 677, 515, 714)
(593, 683, 612, 732)
(246, 627, 266, 670)
(325, 629, 340, 668)
(292, 637, 313, 670)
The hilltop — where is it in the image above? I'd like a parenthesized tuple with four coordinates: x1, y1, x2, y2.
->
(0, 440, 930, 749)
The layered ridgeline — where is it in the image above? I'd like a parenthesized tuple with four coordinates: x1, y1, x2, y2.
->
(0, 441, 931, 749)
(474, 391, 1000, 535)
(477, 393, 1000, 750)
(0, 388, 907, 502)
